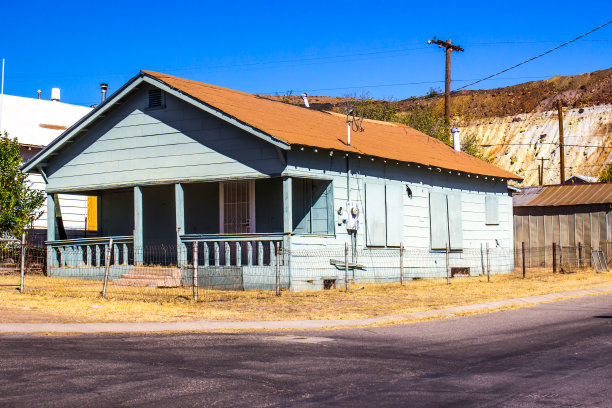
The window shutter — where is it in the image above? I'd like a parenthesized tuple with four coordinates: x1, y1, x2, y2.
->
(447, 193, 463, 250)
(385, 184, 403, 247)
(365, 183, 386, 246)
(485, 196, 499, 225)
(429, 192, 448, 250)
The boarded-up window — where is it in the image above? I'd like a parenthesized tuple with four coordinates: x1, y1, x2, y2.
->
(365, 183, 404, 247)
(365, 183, 386, 246)
(429, 191, 462, 250)
(385, 184, 403, 247)
(292, 179, 334, 234)
(485, 196, 499, 225)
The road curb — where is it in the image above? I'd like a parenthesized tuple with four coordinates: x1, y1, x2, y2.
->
(2, 285, 612, 333)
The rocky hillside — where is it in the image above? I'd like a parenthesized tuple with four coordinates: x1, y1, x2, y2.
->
(462, 104, 612, 185)
(262, 68, 612, 186)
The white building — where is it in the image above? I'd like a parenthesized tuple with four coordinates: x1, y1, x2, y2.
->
(0, 93, 92, 237)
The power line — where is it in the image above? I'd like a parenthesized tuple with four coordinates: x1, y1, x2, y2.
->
(453, 19, 612, 91)
(261, 75, 551, 95)
(481, 142, 612, 148)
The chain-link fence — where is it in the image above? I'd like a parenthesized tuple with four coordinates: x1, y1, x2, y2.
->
(1, 239, 609, 303)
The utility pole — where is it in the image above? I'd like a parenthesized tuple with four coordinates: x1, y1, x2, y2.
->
(428, 37, 464, 124)
(557, 100, 565, 184)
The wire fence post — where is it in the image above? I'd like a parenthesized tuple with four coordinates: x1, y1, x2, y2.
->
(399, 242, 404, 286)
(486, 242, 490, 282)
(275, 242, 280, 296)
(445, 243, 450, 285)
(578, 242, 582, 269)
(102, 238, 113, 298)
(192, 241, 198, 302)
(345, 242, 349, 292)
(522, 241, 526, 279)
(19, 232, 25, 293)
(480, 243, 485, 276)
(552, 242, 557, 275)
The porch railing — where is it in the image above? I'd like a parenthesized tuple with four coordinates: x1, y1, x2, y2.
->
(46, 236, 133, 268)
(180, 233, 287, 267)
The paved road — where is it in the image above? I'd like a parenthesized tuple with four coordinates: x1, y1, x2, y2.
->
(0, 295, 611, 407)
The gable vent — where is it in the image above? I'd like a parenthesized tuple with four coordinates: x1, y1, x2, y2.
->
(148, 89, 163, 108)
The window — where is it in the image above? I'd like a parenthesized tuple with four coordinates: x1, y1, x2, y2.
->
(365, 182, 403, 247)
(147, 89, 164, 109)
(292, 179, 334, 234)
(485, 196, 499, 225)
(429, 192, 462, 250)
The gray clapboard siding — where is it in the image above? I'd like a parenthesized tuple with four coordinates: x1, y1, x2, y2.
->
(44, 84, 283, 192)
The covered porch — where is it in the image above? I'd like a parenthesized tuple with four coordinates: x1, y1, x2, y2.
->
(45, 176, 334, 290)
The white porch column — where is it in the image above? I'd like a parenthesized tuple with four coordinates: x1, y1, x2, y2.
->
(175, 183, 186, 266)
(283, 177, 292, 233)
(134, 186, 143, 265)
(46, 194, 58, 269)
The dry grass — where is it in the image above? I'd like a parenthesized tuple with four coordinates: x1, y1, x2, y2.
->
(0, 268, 611, 323)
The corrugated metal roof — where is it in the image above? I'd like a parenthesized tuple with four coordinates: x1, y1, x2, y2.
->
(513, 183, 612, 207)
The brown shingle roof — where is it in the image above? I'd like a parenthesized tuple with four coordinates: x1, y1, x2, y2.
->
(143, 71, 520, 180)
(513, 183, 612, 207)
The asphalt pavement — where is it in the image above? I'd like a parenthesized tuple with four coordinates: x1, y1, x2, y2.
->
(0, 294, 611, 407)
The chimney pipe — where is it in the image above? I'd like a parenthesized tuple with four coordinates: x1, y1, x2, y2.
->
(346, 109, 354, 146)
(100, 83, 108, 102)
(37, 90, 41, 99)
(451, 127, 460, 151)
(300, 92, 310, 108)
(51, 88, 60, 101)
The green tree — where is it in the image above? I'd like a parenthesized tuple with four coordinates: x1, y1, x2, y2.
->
(0, 134, 45, 238)
(598, 162, 612, 182)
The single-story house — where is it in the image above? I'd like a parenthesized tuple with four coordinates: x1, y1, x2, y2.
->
(513, 182, 612, 266)
(23, 71, 519, 290)
(1, 92, 92, 240)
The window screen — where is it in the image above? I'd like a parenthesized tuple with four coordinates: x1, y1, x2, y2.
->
(292, 179, 333, 234)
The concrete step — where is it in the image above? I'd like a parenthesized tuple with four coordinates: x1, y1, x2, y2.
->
(128, 267, 182, 277)
(113, 277, 182, 288)
(120, 273, 178, 280)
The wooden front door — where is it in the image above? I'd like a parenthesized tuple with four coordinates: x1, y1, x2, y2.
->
(219, 181, 255, 234)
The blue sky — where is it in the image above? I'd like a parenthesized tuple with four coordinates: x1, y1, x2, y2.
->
(1, 1, 611, 106)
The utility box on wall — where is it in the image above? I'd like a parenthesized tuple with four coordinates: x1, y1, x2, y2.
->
(346, 201, 360, 231)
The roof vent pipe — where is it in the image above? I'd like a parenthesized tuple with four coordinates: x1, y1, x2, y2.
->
(346, 109, 354, 146)
(37, 90, 41, 99)
(300, 92, 309, 108)
(51, 88, 60, 101)
(451, 127, 460, 152)
(100, 83, 108, 102)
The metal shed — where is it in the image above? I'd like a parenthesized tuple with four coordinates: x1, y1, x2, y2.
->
(513, 183, 612, 266)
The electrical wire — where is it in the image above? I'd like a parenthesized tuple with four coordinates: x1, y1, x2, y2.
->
(453, 19, 612, 91)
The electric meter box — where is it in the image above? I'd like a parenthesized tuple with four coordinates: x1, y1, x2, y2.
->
(346, 201, 360, 231)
